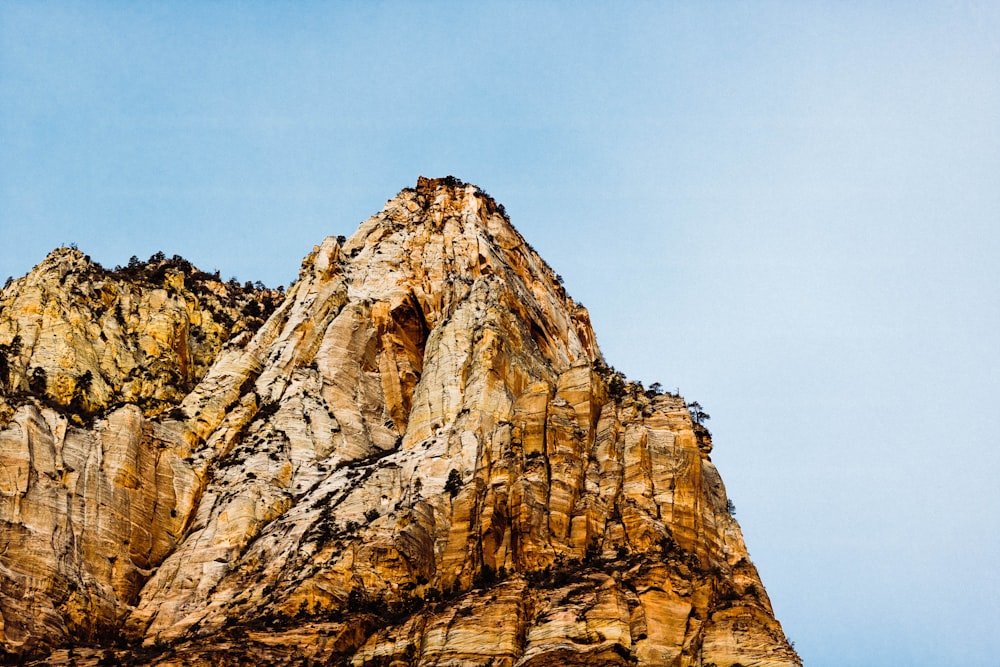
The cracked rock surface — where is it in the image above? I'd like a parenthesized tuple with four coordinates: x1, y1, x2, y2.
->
(0, 177, 800, 666)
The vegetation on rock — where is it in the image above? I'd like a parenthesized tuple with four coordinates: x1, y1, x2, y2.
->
(0, 179, 798, 667)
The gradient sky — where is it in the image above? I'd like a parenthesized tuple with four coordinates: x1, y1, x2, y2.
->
(3, 3, 999, 665)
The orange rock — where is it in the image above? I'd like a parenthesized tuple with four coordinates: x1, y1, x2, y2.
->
(0, 178, 799, 666)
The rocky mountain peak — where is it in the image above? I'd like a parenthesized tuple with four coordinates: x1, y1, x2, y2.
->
(0, 178, 800, 666)
(32, 245, 91, 277)
(0, 247, 281, 426)
(326, 175, 575, 331)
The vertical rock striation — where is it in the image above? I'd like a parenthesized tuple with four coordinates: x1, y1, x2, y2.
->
(1, 177, 800, 666)
(0, 250, 281, 655)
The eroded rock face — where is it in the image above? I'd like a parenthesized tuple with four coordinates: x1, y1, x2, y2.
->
(1, 177, 800, 666)
(0, 249, 282, 424)
(0, 251, 281, 654)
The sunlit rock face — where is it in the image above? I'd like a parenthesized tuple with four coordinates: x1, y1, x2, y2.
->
(1, 177, 800, 666)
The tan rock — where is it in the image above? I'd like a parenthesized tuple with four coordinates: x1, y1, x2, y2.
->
(0, 177, 799, 666)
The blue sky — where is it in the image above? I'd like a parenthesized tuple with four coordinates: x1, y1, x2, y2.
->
(2, 2, 999, 665)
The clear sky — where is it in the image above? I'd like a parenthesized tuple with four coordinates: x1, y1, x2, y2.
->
(2, 2, 999, 665)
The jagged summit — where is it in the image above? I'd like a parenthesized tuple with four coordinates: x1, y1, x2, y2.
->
(0, 179, 799, 666)
(0, 247, 281, 426)
(338, 175, 561, 296)
(340, 176, 533, 274)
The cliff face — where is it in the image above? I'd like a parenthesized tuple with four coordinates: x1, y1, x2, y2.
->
(0, 177, 800, 666)
(0, 250, 282, 425)
(0, 251, 281, 655)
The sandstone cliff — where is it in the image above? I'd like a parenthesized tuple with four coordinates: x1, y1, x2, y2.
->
(0, 177, 800, 666)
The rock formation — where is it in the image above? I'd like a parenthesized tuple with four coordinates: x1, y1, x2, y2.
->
(0, 177, 800, 666)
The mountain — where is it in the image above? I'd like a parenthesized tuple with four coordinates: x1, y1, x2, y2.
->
(0, 177, 800, 666)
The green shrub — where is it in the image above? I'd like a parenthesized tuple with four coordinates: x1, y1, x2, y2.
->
(444, 469, 463, 497)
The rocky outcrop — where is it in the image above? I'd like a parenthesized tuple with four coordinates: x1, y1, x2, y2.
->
(1, 177, 800, 666)
(0, 251, 282, 655)
(0, 249, 282, 425)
